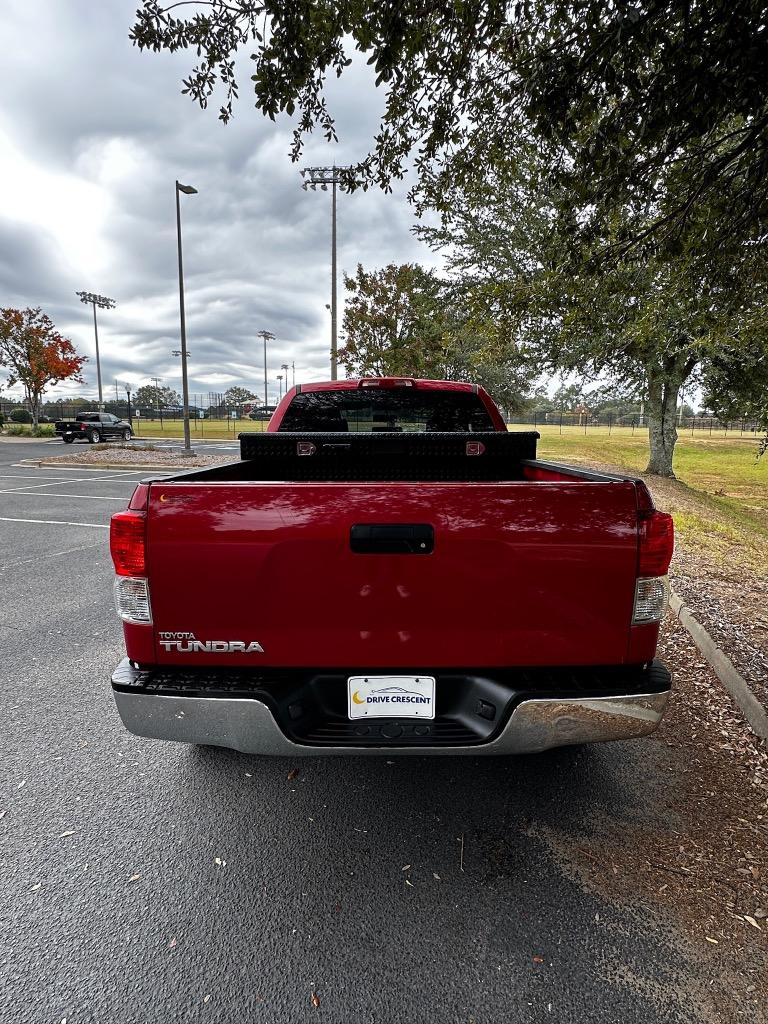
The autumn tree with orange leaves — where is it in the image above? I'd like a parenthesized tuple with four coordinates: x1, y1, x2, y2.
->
(0, 307, 86, 428)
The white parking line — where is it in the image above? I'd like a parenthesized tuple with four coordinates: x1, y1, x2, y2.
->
(0, 491, 126, 501)
(11, 464, 148, 475)
(0, 477, 135, 493)
(0, 541, 104, 570)
(0, 516, 109, 529)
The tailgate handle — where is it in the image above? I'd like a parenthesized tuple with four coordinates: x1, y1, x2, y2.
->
(350, 523, 434, 554)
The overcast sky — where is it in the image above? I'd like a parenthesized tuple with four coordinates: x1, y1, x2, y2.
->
(0, 1, 438, 406)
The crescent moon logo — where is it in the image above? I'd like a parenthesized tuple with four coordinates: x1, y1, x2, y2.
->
(351, 690, 366, 705)
(159, 493, 167, 502)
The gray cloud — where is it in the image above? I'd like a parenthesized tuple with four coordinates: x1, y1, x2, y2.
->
(0, 0, 437, 407)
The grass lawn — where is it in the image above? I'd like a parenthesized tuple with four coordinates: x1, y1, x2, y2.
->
(129, 417, 766, 566)
(519, 424, 768, 570)
(130, 418, 266, 440)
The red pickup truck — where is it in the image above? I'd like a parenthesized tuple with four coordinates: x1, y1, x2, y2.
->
(110, 378, 674, 755)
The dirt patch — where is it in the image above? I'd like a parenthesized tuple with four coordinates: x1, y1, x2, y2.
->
(672, 564, 768, 715)
(532, 615, 768, 1022)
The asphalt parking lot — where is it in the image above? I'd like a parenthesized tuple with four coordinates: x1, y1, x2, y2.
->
(0, 441, 729, 1023)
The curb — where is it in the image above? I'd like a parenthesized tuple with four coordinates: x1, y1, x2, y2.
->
(669, 587, 768, 740)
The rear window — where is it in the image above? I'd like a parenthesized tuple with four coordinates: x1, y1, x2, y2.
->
(278, 389, 495, 432)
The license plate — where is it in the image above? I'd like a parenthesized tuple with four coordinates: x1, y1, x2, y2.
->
(348, 675, 435, 720)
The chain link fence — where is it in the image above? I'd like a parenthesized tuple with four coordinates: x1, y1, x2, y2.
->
(1, 396, 762, 438)
(505, 411, 764, 436)
(0, 393, 277, 433)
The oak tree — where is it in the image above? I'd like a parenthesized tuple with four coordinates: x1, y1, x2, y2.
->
(130, 1, 768, 256)
(339, 262, 532, 412)
(418, 159, 768, 477)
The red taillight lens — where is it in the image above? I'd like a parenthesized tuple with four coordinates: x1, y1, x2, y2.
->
(638, 511, 674, 577)
(110, 510, 146, 576)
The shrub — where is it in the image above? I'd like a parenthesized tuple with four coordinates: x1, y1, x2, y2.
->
(4, 423, 56, 437)
(9, 408, 32, 423)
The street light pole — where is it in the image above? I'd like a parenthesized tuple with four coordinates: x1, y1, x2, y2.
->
(300, 165, 355, 380)
(331, 176, 337, 377)
(76, 291, 116, 411)
(257, 330, 275, 409)
(281, 363, 289, 394)
(277, 374, 283, 399)
(175, 180, 198, 455)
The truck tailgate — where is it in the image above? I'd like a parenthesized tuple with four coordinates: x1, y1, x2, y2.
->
(145, 480, 640, 668)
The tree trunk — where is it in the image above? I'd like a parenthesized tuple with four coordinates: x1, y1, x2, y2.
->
(28, 390, 40, 429)
(645, 375, 681, 477)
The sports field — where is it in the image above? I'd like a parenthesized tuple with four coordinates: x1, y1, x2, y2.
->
(127, 417, 767, 560)
(527, 424, 768, 568)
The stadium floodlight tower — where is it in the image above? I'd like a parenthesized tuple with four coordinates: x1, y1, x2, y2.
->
(76, 291, 116, 411)
(300, 165, 355, 381)
(257, 330, 275, 409)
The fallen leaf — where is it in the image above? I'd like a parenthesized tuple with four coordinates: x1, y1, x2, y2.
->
(532, 956, 544, 964)
(401, 864, 411, 871)
(169, 937, 177, 949)
(405, 879, 414, 887)
(30, 884, 41, 892)
(245, 773, 252, 778)
(203, 994, 211, 1004)
(432, 872, 441, 881)
(311, 993, 320, 1008)
(129, 874, 141, 882)
(705, 937, 719, 944)
(287, 768, 299, 781)
(17, 781, 26, 789)
(744, 916, 762, 931)
(59, 830, 76, 838)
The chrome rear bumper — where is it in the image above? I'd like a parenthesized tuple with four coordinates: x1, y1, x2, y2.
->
(112, 665, 670, 756)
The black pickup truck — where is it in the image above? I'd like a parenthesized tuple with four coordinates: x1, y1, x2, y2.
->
(55, 412, 133, 444)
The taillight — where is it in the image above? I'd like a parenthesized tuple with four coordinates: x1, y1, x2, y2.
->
(632, 577, 668, 624)
(638, 511, 674, 577)
(110, 510, 146, 576)
(632, 486, 674, 624)
(114, 576, 152, 623)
